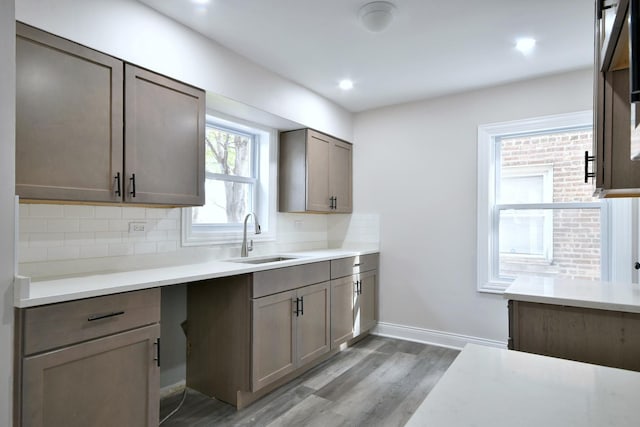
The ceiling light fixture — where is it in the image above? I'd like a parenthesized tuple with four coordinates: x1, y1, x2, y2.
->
(358, 1, 396, 33)
(339, 79, 354, 90)
(515, 37, 536, 55)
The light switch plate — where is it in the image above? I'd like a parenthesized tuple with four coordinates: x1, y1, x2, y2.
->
(128, 222, 146, 235)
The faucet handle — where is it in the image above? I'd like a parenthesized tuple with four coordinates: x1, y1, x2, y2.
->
(248, 239, 254, 252)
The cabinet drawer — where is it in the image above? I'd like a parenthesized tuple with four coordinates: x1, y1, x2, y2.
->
(330, 253, 379, 279)
(252, 262, 330, 298)
(22, 288, 160, 355)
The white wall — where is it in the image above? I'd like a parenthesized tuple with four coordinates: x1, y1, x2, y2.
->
(15, 0, 353, 141)
(354, 68, 593, 345)
(0, 0, 15, 424)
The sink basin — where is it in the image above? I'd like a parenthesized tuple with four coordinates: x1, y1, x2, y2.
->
(228, 256, 299, 264)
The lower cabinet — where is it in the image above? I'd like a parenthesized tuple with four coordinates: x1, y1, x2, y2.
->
(330, 255, 379, 349)
(186, 262, 332, 408)
(16, 288, 161, 427)
(252, 282, 330, 390)
(508, 300, 640, 371)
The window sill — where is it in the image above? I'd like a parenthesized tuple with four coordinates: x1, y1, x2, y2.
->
(181, 230, 276, 247)
(477, 280, 513, 294)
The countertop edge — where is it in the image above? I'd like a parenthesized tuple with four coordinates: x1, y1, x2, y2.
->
(14, 249, 379, 308)
(503, 276, 640, 314)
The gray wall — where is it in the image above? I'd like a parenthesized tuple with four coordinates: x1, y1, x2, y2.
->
(0, 0, 16, 424)
(353, 68, 593, 345)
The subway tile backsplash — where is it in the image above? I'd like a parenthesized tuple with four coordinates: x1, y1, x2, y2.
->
(20, 204, 181, 263)
(18, 203, 380, 277)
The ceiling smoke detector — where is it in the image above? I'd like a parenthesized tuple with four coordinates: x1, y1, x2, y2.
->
(358, 1, 396, 33)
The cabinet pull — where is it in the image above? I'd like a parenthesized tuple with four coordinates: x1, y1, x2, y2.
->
(329, 196, 335, 209)
(300, 296, 304, 316)
(154, 337, 161, 367)
(584, 151, 595, 183)
(632, 0, 640, 102)
(114, 172, 121, 197)
(294, 297, 300, 316)
(130, 173, 137, 198)
(87, 310, 125, 322)
(334, 196, 338, 210)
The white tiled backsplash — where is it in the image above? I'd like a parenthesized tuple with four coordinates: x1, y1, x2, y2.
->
(19, 204, 181, 263)
(18, 203, 380, 277)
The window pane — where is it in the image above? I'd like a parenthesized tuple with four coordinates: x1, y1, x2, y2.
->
(205, 126, 253, 177)
(499, 208, 600, 280)
(500, 175, 545, 204)
(192, 179, 252, 225)
(499, 210, 548, 256)
(498, 129, 597, 203)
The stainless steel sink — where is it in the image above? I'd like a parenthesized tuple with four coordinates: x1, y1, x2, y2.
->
(228, 256, 299, 264)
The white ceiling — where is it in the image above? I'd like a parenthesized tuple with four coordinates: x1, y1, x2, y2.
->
(137, 0, 594, 113)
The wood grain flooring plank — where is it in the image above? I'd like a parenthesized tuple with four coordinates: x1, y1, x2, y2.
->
(358, 345, 459, 426)
(325, 351, 421, 424)
(159, 337, 458, 427)
(301, 335, 389, 390)
(265, 394, 349, 427)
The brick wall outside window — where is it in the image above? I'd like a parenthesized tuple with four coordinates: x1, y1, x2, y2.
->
(499, 129, 600, 280)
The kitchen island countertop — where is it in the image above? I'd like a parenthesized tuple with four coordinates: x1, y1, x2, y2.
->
(504, 275, 640, 313)
(406, 343, 640, 427)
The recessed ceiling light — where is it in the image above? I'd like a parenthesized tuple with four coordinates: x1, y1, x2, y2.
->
(339, 79, 354, 90)
(515, 37, 536, 55)
(191, 0, 210, 5)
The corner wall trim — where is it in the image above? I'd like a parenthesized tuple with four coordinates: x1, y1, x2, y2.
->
(371, 322, 507, 350)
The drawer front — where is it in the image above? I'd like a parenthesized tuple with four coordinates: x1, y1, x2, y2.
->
(23, 288, 160, 355)
(330, 253, 379, 279)
(252, 261, 330, 298)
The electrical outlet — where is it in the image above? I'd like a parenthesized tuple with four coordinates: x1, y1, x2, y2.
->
(128, 222, 146, 234)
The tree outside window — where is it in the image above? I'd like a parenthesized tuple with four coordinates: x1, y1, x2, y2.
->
(192, 124, 257, 226)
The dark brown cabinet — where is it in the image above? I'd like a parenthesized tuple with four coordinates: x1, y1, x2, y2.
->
(591, 0, 640, 196)
(15, 23, 205, 206)
(508, 299, 640, 371)
(16, 288, 161, 427)
(279, 129, 353, 213)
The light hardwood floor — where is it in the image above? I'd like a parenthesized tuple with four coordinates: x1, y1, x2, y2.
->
(160, 336, 459, 426)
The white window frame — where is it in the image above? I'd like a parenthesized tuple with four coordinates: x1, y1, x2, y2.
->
(477, 110, 608, 293)
(181, 113, 277, 246)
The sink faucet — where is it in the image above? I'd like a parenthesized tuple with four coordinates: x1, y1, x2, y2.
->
(241, 212, 261, 257)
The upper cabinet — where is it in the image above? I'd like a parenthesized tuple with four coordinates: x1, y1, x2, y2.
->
(279, 129, 353, 213)
(15, 23, 205, 206)
(591, 0, 640, 196)
(124, 65, 205, 205)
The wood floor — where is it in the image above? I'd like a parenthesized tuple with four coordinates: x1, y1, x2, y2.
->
(159, 335, 459, 427)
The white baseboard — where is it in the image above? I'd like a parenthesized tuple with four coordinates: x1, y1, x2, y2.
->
(160, 380, 186, 399)
(372, 321, 507, 350)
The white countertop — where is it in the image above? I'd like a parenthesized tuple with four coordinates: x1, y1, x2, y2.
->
(504, 275, 640, 313)
(406, 344, 640, 427)
(14, 249, 378, 308)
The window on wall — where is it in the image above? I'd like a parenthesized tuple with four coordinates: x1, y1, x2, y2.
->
(477, 111, 607, 293)
(182, 115, 276, 245)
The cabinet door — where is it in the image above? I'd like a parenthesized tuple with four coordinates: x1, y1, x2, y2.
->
(296, 282, 330, 366)
(251, 290, 297, 391)
(124, 65, 205, 206)
(330, 139, 353, 213)
(15, 23, 123, 203)
(22, 324, 160, 427)
(306, 131, 331, 212)
(330, 276, 355, 348)
(355, 270, 377, 336)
